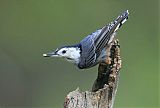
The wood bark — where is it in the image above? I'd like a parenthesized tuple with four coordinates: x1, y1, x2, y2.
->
(64, 39, 121, 108)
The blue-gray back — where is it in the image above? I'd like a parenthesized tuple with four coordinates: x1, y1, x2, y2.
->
(78, 10, 129, 69)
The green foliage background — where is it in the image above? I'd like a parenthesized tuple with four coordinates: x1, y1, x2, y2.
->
(0, 0, 159, 108)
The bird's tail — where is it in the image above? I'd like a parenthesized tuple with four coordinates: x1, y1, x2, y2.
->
(110, 10, 129, 32)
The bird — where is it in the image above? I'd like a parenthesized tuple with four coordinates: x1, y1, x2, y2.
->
(43, 10, 129, 69)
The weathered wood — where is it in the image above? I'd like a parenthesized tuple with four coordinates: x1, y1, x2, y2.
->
(64, 39, 121, 108)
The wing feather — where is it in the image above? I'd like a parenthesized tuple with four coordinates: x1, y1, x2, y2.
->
(78, 10, 129, 69)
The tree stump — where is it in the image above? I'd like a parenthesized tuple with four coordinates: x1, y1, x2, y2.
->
(64, 39, 121, 108)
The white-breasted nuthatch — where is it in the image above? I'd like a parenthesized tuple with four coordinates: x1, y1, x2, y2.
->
(43, 10, 129, 69)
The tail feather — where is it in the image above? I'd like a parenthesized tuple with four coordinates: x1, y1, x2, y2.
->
(113, 10, 129, 32)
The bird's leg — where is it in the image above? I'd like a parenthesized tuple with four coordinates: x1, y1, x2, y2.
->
(105, 55, 111, 65)
(101, 43, 112, 65)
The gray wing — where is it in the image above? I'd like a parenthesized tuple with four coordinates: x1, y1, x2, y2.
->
(78, 10, 129, 69)
(78, 29, 101, 68)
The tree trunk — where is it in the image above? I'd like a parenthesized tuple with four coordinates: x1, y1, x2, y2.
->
(64, 39, 121, 108)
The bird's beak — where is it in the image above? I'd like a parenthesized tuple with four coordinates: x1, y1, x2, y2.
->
(43, 51, 59, 57)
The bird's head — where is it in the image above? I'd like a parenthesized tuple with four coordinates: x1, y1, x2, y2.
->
(43, 46, 81, 64)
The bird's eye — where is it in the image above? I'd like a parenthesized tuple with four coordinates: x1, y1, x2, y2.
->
(62, 50, 66, 54)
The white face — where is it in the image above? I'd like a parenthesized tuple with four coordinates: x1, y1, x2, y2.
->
(56, 47, 81, 64)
